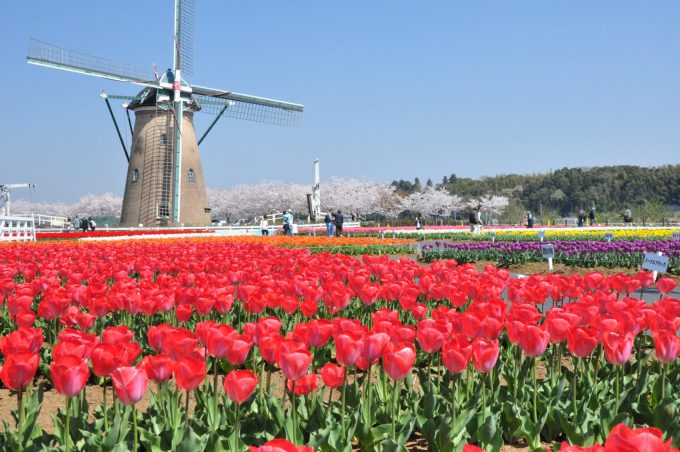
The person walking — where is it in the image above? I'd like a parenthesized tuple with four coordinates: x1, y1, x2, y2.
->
(260, 215, 269, 236)
(72, 216, 81, 232)
(324, 209, 335, 237)
(334, 209, 344, 237)
(88, 217, 96, 231)
(81, 216, 89, 232)
(526, 211, 534, 229)
(588, 206, 596, 226)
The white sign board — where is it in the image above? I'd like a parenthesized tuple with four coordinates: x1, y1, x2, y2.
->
(489, 231, 495, 243)
(538, 230, 545, 238)
(672, 232, 680, 240)
(604, 233, 613, 242)
(541, 244, 554, 259)
(642, 253, 669, 273)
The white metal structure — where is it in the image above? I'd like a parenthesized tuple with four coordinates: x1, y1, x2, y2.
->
(0, 184, 36, 216)
(0, 216, 36, 242)
(311, 159, 321, 221)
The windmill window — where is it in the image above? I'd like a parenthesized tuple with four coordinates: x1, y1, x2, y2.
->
(160, 133, 168, 146)
(132, 168, 140, 183)
(188, 168, 196, 182)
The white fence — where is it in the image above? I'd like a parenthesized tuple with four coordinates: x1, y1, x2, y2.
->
(0, 216, 36, 242)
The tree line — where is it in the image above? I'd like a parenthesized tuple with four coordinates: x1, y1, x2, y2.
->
(393, 164, 680, 217)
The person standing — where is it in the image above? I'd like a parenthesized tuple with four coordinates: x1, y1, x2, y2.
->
(577, 209, 586, 227)
(588, 206, 596, 226)
(72, 216, 81, 232)
(88, 217, 96, 231)
(526, 211, 534, 229)
(415, 215, 423, 230)
(334, 209, 344, 237)
(81, 216, 89, 232)
(324, 209, 335, 237)
(282, 210, 293, 236)
(622, 206, 633, 226)
(469, 208, 477, 232)
(475, 206, 483, 232)
(260, 215, 269, 236)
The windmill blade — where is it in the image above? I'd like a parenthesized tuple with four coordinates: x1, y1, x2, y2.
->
(192, 85, 304, 112)
(27, 39, 159, 88)
(174, 0, 195, 76)
(195, 95, 303, 127)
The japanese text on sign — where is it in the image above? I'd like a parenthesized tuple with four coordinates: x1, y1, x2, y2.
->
(642, 253, 669, 273)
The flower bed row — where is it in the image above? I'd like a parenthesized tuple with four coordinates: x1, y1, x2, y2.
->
(0, 240, 678, 451)
(367, 228, 680, 242)
(421, 239, 680, 274)
(36, 229, 216, 240)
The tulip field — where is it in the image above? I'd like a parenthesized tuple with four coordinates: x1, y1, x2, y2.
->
(0, 237, 679, 451)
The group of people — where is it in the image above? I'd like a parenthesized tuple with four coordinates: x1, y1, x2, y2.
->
(70, 216, 96, 232)
(324, 209, 345, 237)
(576, 207, 597, 227)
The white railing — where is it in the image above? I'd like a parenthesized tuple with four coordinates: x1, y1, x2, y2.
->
(33, 214, 69, 228)
(0, 216, 36, 242)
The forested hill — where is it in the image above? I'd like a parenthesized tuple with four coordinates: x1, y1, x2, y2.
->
(392, 165, 680, 215)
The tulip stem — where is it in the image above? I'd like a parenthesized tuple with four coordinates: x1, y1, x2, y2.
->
(326, 387, 333, 419)
(450, 376, 456, 431)
(661, 363, 667, 399)
(132, 408, 138, 452)
(184, 390, 190, 428)
(292, 384, 299, 445)
(341, 379, 347, 440)
(17, 389, 24, 438)
(391, 378, 400, 440)
(103, 384, 108, 432)
(367, 366, 373, 420)
(532, 359, 538, 425)
(614, 366, 621, 414)
(233, 402, 240, 451)
(65, 397, 71, 452)
(213, 356, 220, 418)
(572, 358, 578, 420)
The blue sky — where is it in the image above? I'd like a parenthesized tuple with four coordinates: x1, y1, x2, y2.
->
(2, 1, 679, 202)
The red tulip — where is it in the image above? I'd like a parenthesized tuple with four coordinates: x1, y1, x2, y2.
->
(110, 366, 148, 405)
(334, 334, 362, 367)
(139, 354, 175, 383)
(173, 355, 207, 391)
(147, 324, 175, 353)
(307, 319, 334, 348)
(602, 331, 634, 366)
(287, 373, 318, 395)
(102, 325, 134, 344)
(519, 325, 550, 358)
(50, 356, 90, 397)
(15, 310, 37, 328)
(225, 334, 253, 366)
(605, 423, 671, 452)
(204, 325, 236, 358)
(462, 445, 484, 452)
(0, 327, 43, 355)
(472, 338, 500, 373)
(656, 277, 677, 296)
(91, 343, 123, 377)
(361, 332, 390, 366)
(278, 348, 312, 381)
(0, 352, 40, 391)
(652, 330, 680, 364)
(442, 337, 472, 375)
(319, 363, 345, 388)
(224, 369, 259, 404)
(567, 326, 599, 358)
(382, 342, 416, 380)
(417, 326, 445, 354)
(248, 438, 314, 452)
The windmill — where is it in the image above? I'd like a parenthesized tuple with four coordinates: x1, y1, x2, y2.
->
(27, 0, 303, 227)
